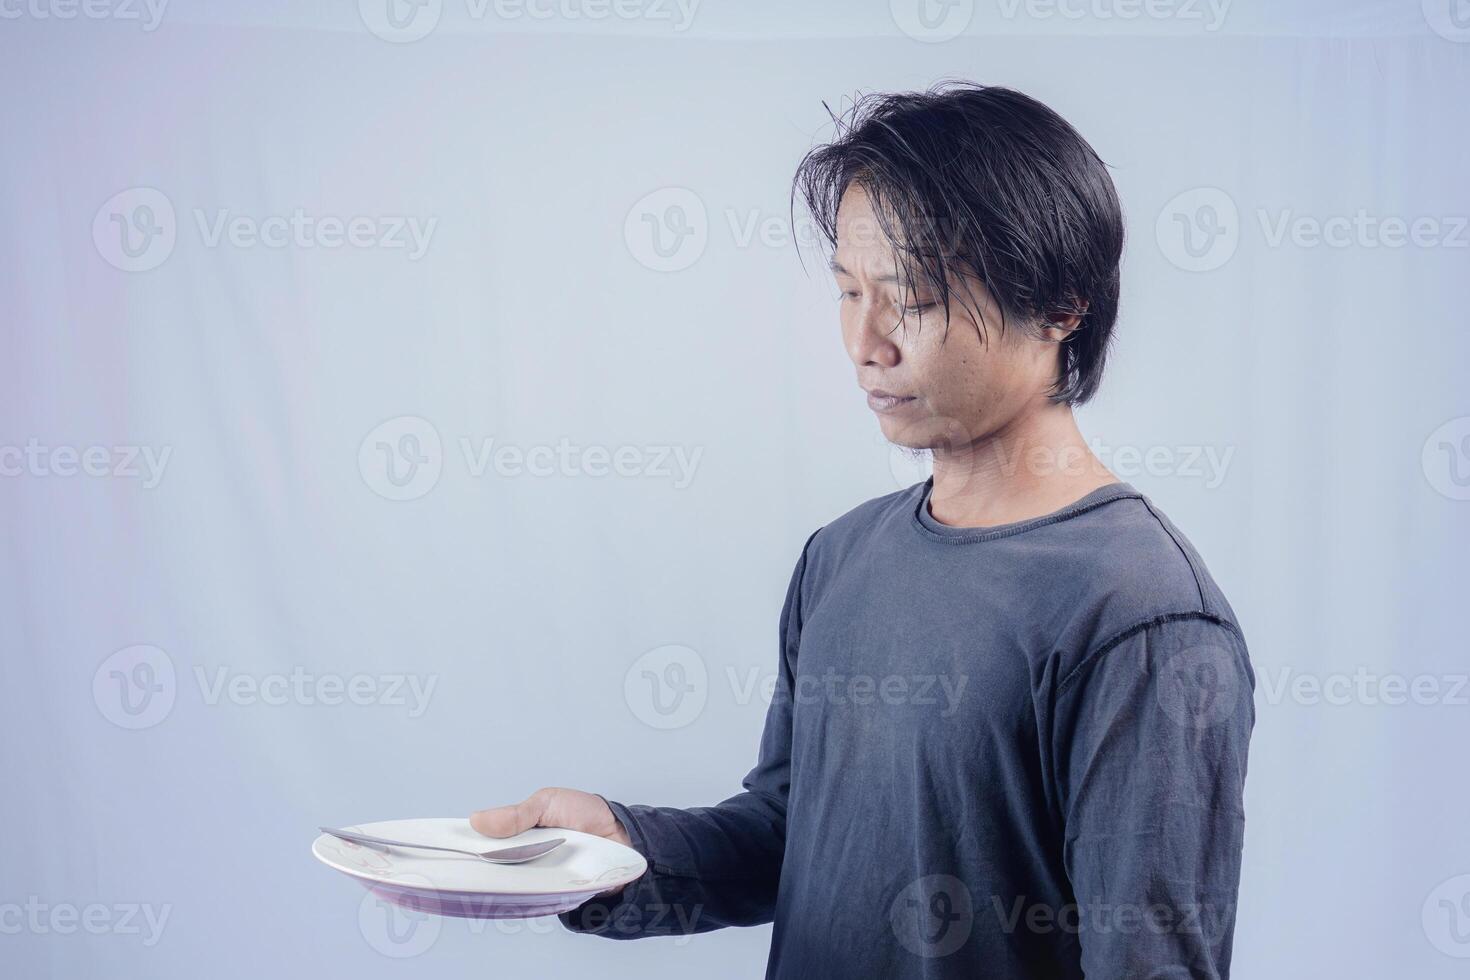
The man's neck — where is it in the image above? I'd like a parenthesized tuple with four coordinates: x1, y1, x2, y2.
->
(926, 401, 1117, 528)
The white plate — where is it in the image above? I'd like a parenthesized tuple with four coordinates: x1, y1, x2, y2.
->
(312, 818, 647, 919)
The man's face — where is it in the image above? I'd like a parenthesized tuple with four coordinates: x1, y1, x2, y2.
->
(831, 184, 1063, 452)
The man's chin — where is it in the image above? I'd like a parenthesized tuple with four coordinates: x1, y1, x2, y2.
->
(878, 416, 970, 453)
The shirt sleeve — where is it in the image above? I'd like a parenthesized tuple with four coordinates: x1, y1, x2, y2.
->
(558, 530, 817, 939)
(1052, 614, 1255, 980)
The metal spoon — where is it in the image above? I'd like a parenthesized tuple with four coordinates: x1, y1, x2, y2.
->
(319, 827, 566, 864)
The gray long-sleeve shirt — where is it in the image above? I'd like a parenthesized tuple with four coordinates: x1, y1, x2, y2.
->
(562, 480, 1254, 979)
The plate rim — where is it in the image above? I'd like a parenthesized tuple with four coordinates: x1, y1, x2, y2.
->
(311, 818, 648, 897)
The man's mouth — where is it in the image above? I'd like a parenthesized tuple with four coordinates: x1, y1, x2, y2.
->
(864, 389, 917, 414)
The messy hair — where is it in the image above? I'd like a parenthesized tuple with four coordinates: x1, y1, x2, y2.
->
(792, 82, 1125, 404)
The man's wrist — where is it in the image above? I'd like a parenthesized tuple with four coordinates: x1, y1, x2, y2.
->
(595, 794, 634, 847)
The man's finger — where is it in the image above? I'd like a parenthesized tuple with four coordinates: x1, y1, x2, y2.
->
(470, 791, 550, 839)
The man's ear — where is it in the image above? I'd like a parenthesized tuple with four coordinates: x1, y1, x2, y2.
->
(1038, 300, 1090, 343)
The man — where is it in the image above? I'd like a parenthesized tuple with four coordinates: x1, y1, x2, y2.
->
(472, 83, 1254, 979)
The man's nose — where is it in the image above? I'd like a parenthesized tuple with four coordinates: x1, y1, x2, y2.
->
(845, 301, 901, 369)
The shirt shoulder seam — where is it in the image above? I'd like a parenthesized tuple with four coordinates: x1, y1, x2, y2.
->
(1056, 611, 1243, 695)
(1138, 495, 1211, 615)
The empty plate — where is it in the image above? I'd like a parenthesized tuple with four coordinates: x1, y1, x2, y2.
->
(312, 817, 647, 919)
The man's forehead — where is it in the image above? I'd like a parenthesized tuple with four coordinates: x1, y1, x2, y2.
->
(829, 255, 910, 286)
(834, 194, 896, 253)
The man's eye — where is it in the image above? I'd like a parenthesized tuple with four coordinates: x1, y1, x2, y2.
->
(902, 301, 937, 315)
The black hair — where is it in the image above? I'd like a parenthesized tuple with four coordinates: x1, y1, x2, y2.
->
(791, 82, 1124, 405)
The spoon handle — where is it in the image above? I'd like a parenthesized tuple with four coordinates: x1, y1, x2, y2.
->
(319, 826, 476, 858)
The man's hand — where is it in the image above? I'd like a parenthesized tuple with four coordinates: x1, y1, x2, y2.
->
(471, 787, 632, 847)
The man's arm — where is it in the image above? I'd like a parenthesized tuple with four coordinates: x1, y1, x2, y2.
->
(1052, 614, 1254, 979)
(472, 531, 817, 938)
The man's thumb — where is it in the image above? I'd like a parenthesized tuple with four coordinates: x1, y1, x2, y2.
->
(470, 793, 548, 839)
